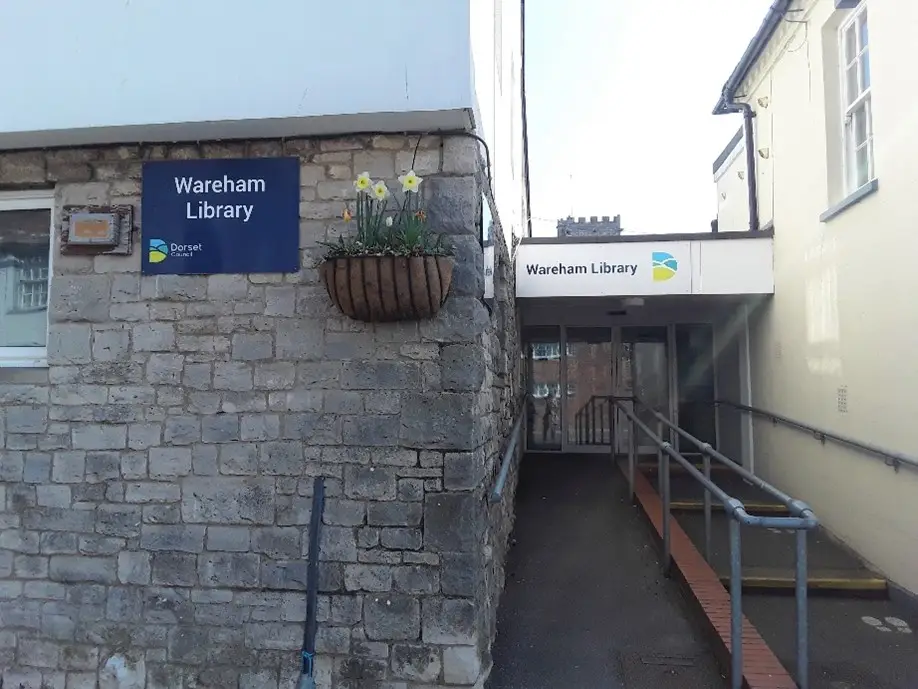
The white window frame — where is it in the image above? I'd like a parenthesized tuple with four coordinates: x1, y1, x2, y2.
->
(839, 2, 874, 194)
(0, 190, 55, 368)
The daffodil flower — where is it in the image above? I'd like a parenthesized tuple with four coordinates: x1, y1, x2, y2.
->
(342, 208, 353, 222)
(372, 181, 390, 201)
(398, 170, 423, 194)
(385, 216, 394, 227)
(354, 172, 372, 193)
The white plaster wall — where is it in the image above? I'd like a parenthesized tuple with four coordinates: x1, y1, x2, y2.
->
(729, 0, 918, 594)
(0, 0, 473, 141)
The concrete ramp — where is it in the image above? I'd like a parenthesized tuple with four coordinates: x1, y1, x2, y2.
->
(486, 453, 726, 689)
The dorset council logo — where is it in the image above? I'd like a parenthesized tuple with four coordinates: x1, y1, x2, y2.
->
(149, 239, 169, 264)
(652, 251, 678, 281)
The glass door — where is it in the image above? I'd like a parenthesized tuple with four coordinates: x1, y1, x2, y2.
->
(615, 326, 670, 455)
(675, 324, 716, 455)
(524, 326, 563, 451)
(564, 327, 613, 451)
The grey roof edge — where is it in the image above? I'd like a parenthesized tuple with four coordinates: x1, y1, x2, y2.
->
(712, 0, 794, 115)
(520, 227, 775, 245)
(712, 126, 745, 174)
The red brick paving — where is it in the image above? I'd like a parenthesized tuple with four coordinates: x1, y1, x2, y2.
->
(625, 464, 798, 689)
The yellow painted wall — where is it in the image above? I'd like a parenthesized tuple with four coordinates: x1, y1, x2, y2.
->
(720, 0, 918, 594)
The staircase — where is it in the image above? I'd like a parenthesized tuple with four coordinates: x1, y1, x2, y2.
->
(638, 460, 918, 689)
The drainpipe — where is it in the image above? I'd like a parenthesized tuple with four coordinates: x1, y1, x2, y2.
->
(712, 0, 792, 233)
(725, 102, 759, 233)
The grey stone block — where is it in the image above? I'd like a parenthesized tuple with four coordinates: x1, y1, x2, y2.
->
(50, 275, 111, 322)
(341, 361, 420, 390)
(132, 323, 176, 352)
(424, 493, 477, 552)
(422, 598, 476, 644)
(320, 526, 358, 563)
(23, 452, 51, 482)
(201, 414, 240, 443)
(213, 362, 253, 391)
(206, 526, 251, 552)
(441, 344, 486, 391)
(252, 527, 301, 560)
(232, 333, 274, 361)
(141, 525, 206, 552)
(96, 505, 142, 537)
(419, 296, 490, 344)
(450, 234, 486, 297)
(149, 447, 193, 479)
(163, 416, 201, 446)
(443, 645, 482, 684)
(181, 478, 275, 525)
(400, 393, 477, 450)
(85, 452, 121, 482)
(151, 552, 197, 587)
(92, 330, 130, 361)
(49, 556, 117, 584)
(443, 451, 484, 491)
(440, 552, 478, 596)
(254, 362, 296, 390)
(276, 321, 324, 359)
(391, 643, 442, 682)
(118, 551, 151, 584)
(424, 175, 477, 235)
(367, 502, 423, 527)
(199, 553, 260, 587)
(219, 444, 258, 475)
(241, 414, 281, 441)
(125, 482, 180, 503)
(324, 499, 365, 527)
(345, 467, 397, 500)
(72, 424, 127, 451)
(343, 415, 400, 446)
(380, 528, 422, 550)
(7, 406, 48, 434)
(363, 594, 420, 641)
(146, 353, 184, 384)
(47, 324, 92, 364)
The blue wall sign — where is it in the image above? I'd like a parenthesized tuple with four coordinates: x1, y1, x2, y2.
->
(141, 157, 300, 275)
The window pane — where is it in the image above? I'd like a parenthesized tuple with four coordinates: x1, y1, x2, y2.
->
(844, 24, 858, 64)
(0, 209, 51, 348)
(855, 145, 870, 188)
(861, 48, 871, 90)
(853, 105, 868, 146)
(846, 65, 860, 104)
(859, 11, 868, 49)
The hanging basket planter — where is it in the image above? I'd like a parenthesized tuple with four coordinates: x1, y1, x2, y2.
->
(321, 255, 454, 322)
(318, 167, 456, 323)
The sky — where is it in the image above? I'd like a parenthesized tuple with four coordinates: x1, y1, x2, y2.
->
(524, 0, 775, 236)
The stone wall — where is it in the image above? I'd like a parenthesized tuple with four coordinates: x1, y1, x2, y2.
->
(0, 133, 521, 689)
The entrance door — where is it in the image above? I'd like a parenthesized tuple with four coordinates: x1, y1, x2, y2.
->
(564, 327, 613, 452)
(614, 326, 670, 454)
(524, 327, 563, 451)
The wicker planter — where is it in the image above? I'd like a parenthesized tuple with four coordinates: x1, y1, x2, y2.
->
(321, 255, 454, 322)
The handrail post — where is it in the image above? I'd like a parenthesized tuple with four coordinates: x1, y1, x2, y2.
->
(627, 408, 636, 502)
(656, 419, 663, 490)
(796, 528, 809, 689)
(592, 398, 597, 445)
(662, 442, 672, 575)
(729, 518, 743, 689)
(703, 446, 712, 563)
(586, 403, 592, 445)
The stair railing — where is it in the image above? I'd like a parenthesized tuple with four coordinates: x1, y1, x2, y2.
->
(716, 399, 918, 473)
(611, 396, 818, 689)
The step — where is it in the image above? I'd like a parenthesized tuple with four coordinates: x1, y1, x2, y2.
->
(715, 567, 888, 594)
(670, 499, 788, 515)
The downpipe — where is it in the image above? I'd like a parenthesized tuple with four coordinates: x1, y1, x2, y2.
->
(296, 477, 326, 689)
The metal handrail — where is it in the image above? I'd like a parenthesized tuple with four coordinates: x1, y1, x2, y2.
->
(574, 395, 613, 446)
(611, 397, 818, 689)
(716, 399, 918, 473)
(490, 404, 526, 503)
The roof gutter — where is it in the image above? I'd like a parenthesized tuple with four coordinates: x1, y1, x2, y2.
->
(712, 0, 793, 116)
(712, 0, 792, 233)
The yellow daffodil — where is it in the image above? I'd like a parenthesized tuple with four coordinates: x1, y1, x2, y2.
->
(342, 208, 352, 222)
(354, 172, 372, 193)
(398, 170, 422, 194)
(372, 181, 390, 201)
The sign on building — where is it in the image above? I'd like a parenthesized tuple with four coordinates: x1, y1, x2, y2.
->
(141, 157, 300, 275)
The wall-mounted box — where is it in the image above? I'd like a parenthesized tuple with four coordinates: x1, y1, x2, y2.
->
(60, 205, 133, 255)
